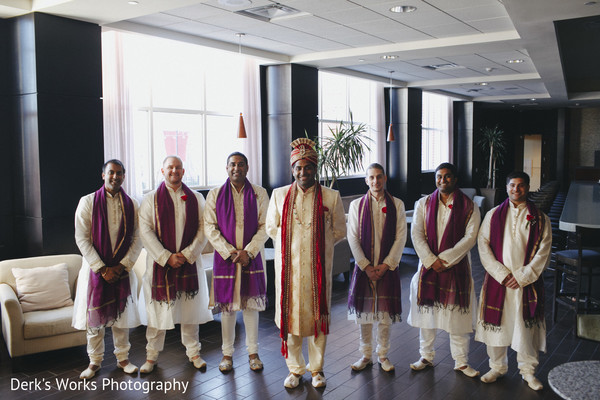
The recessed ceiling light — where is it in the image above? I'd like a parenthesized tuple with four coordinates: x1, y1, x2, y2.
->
(585, 1, 597, 6)
(128, 1, 139, 4)
(390, 5, 417, 13)
(476, 82, 489, 86)
(381, 55, 399, 60)
(530, 98, 537, 101)
(507, 59, 524, 64)
(359, 59, 365, 62)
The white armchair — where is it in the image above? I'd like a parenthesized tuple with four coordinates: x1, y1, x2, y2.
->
(0, 254, 87, 358)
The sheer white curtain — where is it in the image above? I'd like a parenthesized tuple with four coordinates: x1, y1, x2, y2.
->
(101, 30, 143, 202)
(372, 81, 386, 167)
(241, 57, 262, 184)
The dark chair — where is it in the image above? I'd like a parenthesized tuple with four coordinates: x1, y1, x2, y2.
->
(553, 226, 600, 333)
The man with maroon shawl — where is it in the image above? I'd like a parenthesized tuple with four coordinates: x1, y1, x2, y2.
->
(475, 171, 551, 391)
(347, 163, 406, 373)
(73, 159, 142, 379)
(138, 156, 213, 373)
(266, 138, 346, 389)
(204, 152, 268, 373)
(408, 162, 481, 378)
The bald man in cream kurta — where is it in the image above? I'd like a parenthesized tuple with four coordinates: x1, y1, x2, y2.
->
(475, 202, 551, 380)
(138, 185, 213, 368)
(266, 184, 346, 377)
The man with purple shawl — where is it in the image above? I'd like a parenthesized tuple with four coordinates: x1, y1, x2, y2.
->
(347, 163, 406, 373)
(475, 171, 551, 391)
(73, 159, 142, 379)
(138, 156, 213, 374)
(204, 152, 268, 373)
(408, 163, 481, 378)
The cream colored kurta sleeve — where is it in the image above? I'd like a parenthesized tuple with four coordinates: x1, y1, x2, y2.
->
(120, 198, 142, 272)
(243, 184, 269, 258)
(266, 191, 281, 240)
(75, 194, 104, 273)
(411, 196, 438, 269)
(204, 186, 237, 260)
(477, 207, 513, 284)
(382, 197, 407, 270)
(347, 198, 370, 270)
(331, 190, 347, 244)
(511, 212, 551, 287)
(75, 192, 142, 273)
(437, 199, 480, 269)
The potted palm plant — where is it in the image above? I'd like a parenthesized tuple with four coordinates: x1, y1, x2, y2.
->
(477, 124, 507, 209)
(313, 111, 372, 188)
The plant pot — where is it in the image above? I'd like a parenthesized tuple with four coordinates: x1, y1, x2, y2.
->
(479, 188, 502, 214)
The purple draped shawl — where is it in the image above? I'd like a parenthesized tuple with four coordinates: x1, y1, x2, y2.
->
(348, 191, 402, 322)
(151, 182, 199, 303)
(212, 179, 266, 311)
(87, 186, 134, 328)
(480, 199, 545, 329)
(417, 189, 473, 312)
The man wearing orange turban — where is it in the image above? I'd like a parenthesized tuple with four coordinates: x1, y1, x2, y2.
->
(266, 138, 346, 389)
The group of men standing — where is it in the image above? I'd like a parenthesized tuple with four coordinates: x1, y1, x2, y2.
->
(72, 137, 551, 392)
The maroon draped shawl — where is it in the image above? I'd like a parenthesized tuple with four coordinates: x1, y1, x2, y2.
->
(212, 179, 266, 311)
(280, 183, 327, 357)
(480, 199, 545, 329)
(348, 191, 401, 322)
(87, 186, 134, 329)
(151, 182, 199, 304)
(417, 189, 474, 313)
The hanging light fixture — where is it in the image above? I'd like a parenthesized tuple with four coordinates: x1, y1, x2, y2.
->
(236, 33, 247, 139)
(387, 71, 395, 142)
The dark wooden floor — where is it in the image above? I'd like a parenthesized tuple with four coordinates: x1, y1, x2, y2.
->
(2, 248, 599, 399)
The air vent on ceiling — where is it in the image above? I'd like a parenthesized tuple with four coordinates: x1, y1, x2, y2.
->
(235, 4, 306, 22)
(423, 63, 464, 71)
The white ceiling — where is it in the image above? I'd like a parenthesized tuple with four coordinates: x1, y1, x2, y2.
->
(3, 0, 600, 107)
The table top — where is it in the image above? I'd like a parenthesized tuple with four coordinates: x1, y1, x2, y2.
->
(548, 360, 600, 400)
(559, 181, 600, 232)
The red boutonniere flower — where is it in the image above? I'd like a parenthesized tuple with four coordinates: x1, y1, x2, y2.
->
(526, 214, 537, 228)
(448, 204, 453, 209)
(323, 206, 329, 212)
(181, 195, 188, 201)
(382, 207, 387, 213)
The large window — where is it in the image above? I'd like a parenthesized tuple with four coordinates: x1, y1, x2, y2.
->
(421, 92, 453, 171)
(318, 71, 381, 177)
(119, 33, 247, 191)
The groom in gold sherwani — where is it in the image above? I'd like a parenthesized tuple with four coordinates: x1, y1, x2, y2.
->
(266, 138, 346, 389)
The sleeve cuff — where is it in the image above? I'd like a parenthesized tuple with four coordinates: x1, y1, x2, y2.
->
(357, 259, 370, 270)
(89, 260, 104, 273)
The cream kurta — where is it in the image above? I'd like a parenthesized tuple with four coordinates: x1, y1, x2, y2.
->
(72, 191, 142, 330)
(407, 192, 480, 334)
(266, 184, 346, 337)
(138, 185, 213, 330)
(204, 182, 269, 311)
(475, 202, 552, 352)
(347, 194, 407, 323)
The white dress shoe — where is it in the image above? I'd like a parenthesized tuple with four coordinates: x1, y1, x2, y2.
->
(410, 358, 433, 371)
(379, 358, 395, 372)
(480, 369, 505, 383)
(454, 364, 480, 378)
(117, 361, 138, 374)
(351, 357, 373, 371)
(522, 374, 543, 391)
(140, 361, 156, 374)
(284, 373, 301, 388)
(192, 356, 207, 369)
(311, 372, 326, 388)
(79, 364, 100, 379)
